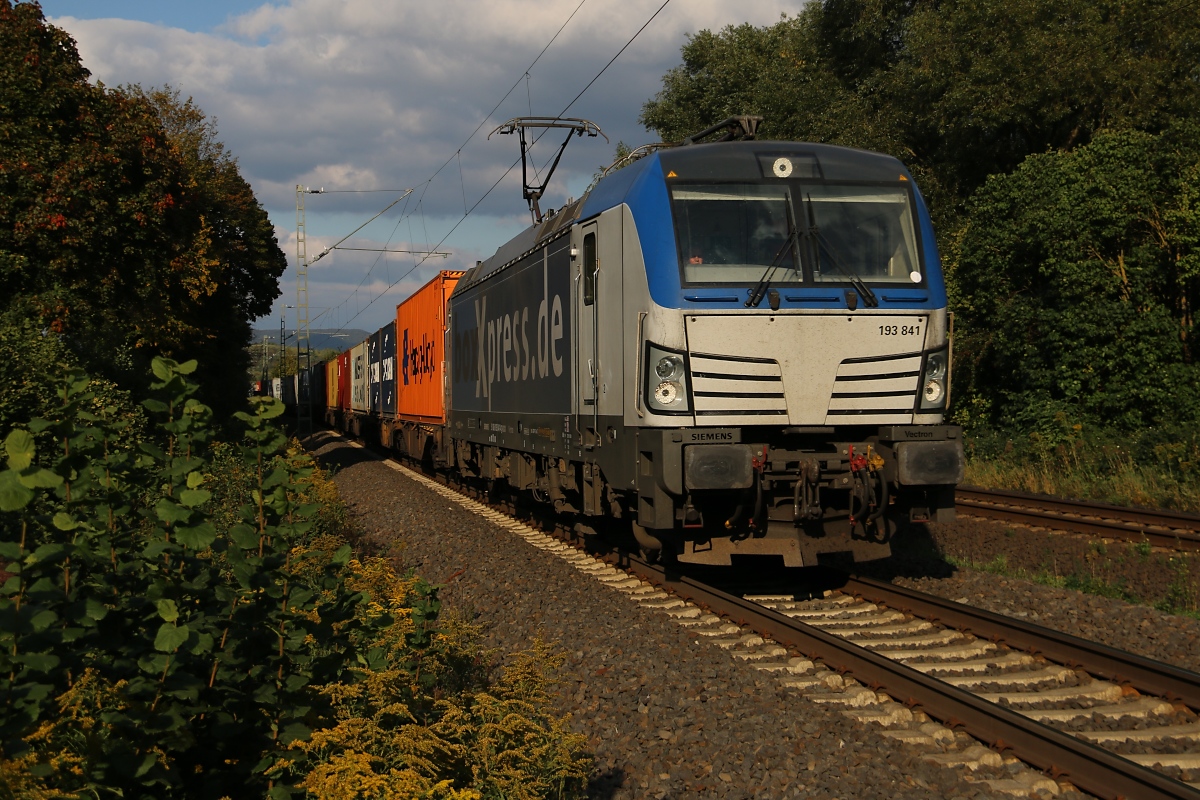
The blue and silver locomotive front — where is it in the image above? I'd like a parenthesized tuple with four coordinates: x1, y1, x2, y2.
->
(584, 141, 963, 565)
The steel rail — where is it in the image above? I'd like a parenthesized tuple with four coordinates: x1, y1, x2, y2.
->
(616, 554, 1200, 800)
(956, 486, 1200, 550)
(845, 576, 1200, 711)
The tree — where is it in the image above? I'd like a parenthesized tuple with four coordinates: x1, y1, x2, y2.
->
(0, 2, 286, 418)
(128, 86, 288, 419)
(950, 126, 1200, 431)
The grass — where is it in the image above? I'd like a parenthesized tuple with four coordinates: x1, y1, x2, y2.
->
(962, 424, 1200, 512)
(946, 550, 1200, 619)
(947, 552, 1142, 604)
(965, 457, 1200, 512)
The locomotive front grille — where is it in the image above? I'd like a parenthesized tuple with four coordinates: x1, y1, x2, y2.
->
(824, 353, 922, 425)
(689, 353, 789, 425)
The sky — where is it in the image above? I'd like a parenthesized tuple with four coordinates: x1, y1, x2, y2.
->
(39, 0, 804, 335)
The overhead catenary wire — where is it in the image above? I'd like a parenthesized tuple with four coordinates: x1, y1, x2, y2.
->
(383, 0, 593, 220)
(306, 188, 427, 334)
(413, 0, 590, 198)
(328, 191, 416, 310)
(525, 72, 544, 184)
(307, 189, 413, 193)
(557, 0, 669, 118)
(328, 151, 524, 330)
(330, 0, 674, 332)
(312, 0, 593, 331)
(457, 151, 468, 215)
(334, 247, 450, 255)
(307, 188, 413, 265)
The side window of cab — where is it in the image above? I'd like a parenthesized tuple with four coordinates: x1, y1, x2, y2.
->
(584, 232, 597, 306)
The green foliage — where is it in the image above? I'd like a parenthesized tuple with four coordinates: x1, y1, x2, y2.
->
(0, 357, 370, 798)
(127, 86, 288, 419)
(0, 308, 79, 435)
(0, 359, 591, 799)
(0, 3, 286, 419)
(0, 306, 150, 466)
(951, 127, 1200, 431)
(641, 17, 901, 158)
(1156, 555, 1197, 614)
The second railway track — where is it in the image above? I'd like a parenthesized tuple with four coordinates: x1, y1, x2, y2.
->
(955, 486, 1200, 550)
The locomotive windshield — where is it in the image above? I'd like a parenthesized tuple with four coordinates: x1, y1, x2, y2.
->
(669, 182, 921, 287)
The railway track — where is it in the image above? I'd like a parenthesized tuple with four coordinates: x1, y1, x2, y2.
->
(955, 486, 1200, 550)
(347, 439, 1200, 799)
(632, 566, 1200, 800)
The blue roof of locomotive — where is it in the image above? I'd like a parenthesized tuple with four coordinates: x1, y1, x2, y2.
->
(578, 141, 947, 310)
(467, 141, 946, 310)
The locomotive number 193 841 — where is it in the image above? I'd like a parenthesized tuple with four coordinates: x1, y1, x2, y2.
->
(878, 324, 921, 336)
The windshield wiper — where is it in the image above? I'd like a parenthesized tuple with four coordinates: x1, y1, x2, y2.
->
(804, 193, 878, 308)
(746, 195, 801, 308)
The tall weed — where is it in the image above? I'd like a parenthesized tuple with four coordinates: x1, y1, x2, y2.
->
(964, 421, 1200, 511)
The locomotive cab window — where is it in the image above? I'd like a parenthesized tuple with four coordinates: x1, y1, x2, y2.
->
(669, 181, 922, 287)
(672, 184, 797, 285)
(805, 185, 919, 284)
(583, 232, 597, 306)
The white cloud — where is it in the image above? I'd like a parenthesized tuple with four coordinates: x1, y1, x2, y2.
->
(50, 0, 805, 331)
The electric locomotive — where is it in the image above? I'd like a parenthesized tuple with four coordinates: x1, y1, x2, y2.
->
(436, 121, 962, 566)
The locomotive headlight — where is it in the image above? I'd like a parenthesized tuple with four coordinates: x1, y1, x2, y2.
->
(919, 348, 950, 410)
(923, 379, 945, 406)
(655, 355, 684, 381)
(654, 381, 681, 405)
(646, 343, 691, 414)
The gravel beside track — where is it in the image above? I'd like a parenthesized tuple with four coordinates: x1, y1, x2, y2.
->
(308, 433, 1031, 800)
(876, 519, 1200, 675)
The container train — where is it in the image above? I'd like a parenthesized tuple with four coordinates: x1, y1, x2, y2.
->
(271, 137, 964, 567)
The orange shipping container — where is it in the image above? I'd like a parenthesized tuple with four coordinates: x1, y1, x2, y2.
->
(396, 270, 463, 423)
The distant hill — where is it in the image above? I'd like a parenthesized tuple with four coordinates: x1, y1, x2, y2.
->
(250, 328, 370, 353)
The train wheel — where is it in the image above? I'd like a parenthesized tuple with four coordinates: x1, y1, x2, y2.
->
(631, 522, 663, 563)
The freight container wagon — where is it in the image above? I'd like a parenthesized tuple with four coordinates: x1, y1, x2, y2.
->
(337, 351, 351, 412)
(349, 341, 370, 435)
(270, 376, 297, 407)
(325, 359, 340, 428)
(308, 361, 327, 422)
(380, 321, 397, 418)
(368, 329, 382, 415)
(382, 270, 463, 460)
